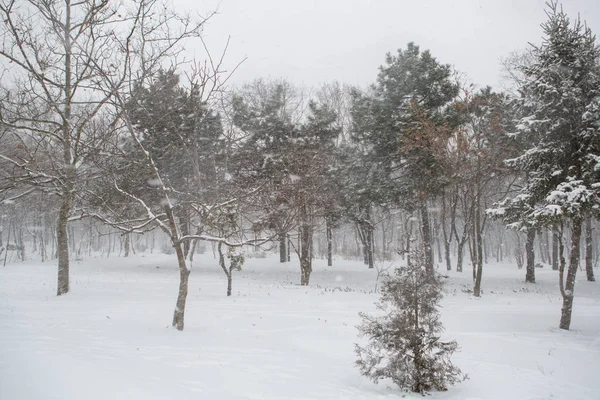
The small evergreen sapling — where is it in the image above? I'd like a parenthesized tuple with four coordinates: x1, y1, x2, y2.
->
(355, 250, 466, 393)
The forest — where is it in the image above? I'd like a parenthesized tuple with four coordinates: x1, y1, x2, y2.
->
(1, 0, 599, 340)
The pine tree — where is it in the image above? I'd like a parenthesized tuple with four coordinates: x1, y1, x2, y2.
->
(491, 1, 600, 330)
(231, 80, 340, 284)
(351, 43, 459, 276)
(355, 250, 466, 394)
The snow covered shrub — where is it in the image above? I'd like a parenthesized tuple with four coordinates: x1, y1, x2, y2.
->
(355, 250, 466, 394)
(227, 247, 245, 271)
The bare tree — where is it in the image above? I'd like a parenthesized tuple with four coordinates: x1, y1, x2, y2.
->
(0, 0, 204, 295)
(88, 50, 266, 329)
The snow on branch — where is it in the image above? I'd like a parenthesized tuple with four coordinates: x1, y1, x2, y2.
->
(176, 234, 272, 248)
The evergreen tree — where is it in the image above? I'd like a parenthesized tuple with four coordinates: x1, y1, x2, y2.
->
(491, 1, 600, 330)
(231, 79, 303, 263)
(355, 249, 466, 394)
(231, 79, 340, 284)
(351, 43, 459, 276)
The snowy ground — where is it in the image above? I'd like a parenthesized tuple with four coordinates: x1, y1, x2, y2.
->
(1, 250, 599, 400)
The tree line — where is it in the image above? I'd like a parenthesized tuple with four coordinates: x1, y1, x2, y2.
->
(1, 0, 598, 331)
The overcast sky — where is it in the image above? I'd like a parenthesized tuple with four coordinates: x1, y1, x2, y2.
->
(175, 0, 600, 91)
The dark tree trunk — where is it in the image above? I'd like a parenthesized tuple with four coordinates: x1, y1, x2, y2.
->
(525, 227, 536, 283)
(172, 241, 190, 330)
(227, 268, 233, 297)
(56, 191, 73, 296)
(454, 214, 469, 273)
(585, 217, 595, 282)
(444, 239, 452, 271)
(326, 220, 333, 267)
(279, 232, 287, 263)
(469, 221, 476, 280)
(456, 240, 465, 272)
(179, 209, 191, 259)
(299, 205, 312, 285)
(441, 193, 452, 271)
(420, 201, 434, 277)
(356, 211, 374, 268)
(560, 216, 582, 330)
(165, 205, 190, 331)
(217, 242, 233, 296)
(552, 224, 559, 271)
(366, 225, 374, 269)
(473, 201, 484, 297)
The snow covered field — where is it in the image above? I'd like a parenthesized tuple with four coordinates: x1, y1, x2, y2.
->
(1, 252, 599, 400)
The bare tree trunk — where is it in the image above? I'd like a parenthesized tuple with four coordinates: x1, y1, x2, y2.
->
(172, 241, 190, 330)
(299, 205, 313, 285)
(525, 227, 536, 283)
(56, 0, 75, 295)
(366, 223, 374, 269)
(40, 227, 47, 263)
(473, 201, 484, 297)
(56, 191, 73, 296)
(552, 224, 559, 271)
(469, 223, 476, 280)
(454, 218, 469, 273)
(217, 242, 233, 296)
(441, 193, 452, 271)
(164, 204, 190, 331)
(124, 233, 130, 257)
(585, 217, 595, 282)
(179, 209, 191, 259)
(279, 231, 287, 263)
(326, 219, 333, 267)
(560, 216, 582, 330)
(356, 217, 374, 268)
(456, 240, 465, 272)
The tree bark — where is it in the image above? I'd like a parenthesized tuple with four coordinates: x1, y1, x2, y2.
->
(420, 201, 434, 277)
(56, 2, 74, 296)
(585, 217, 595, 282)
(456, 240, 465, 273)
(124, 233, 130, 257)
(279, 231, 287, 263)
(473, 201, 484, 297)
(366, 224, 374, 269)
(299, 205, 312, 285)
(559, 216, 582, 330)
(179, 209, 191, 259)
(56, 191, 73, 296)
(525, 227, 536, 283)
(356, 212, 374, 268)
(552, 224, 559, 271)
(218, 242, 233, 296)
(172, 240, 190, 330)
(326, 219, 333, 267)
(165, 204, 190, 331)
(441, 194, 452, 271)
